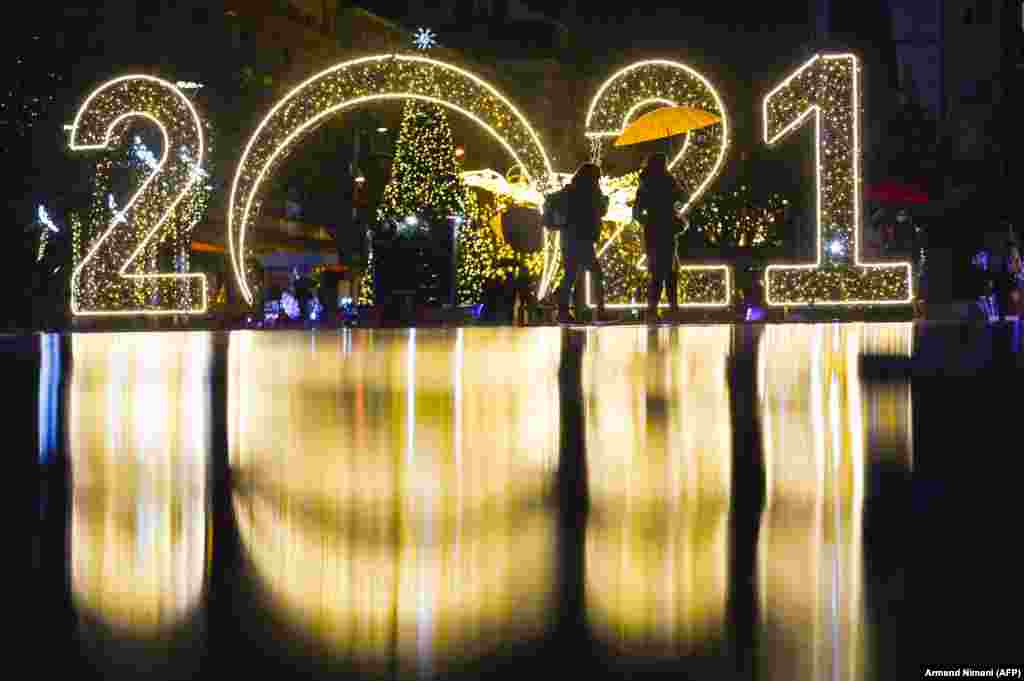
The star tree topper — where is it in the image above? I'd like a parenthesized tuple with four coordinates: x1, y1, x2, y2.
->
(414, 27, 437, 50)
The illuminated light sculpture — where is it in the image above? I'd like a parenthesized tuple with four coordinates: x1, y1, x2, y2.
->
(36, 205, 59, 263)
(413, 27, 437, 51)
(68, 75, 209, 316)
(584, 60, 732, 308)
(461, 168, 650, 305)
(464, 166, 722, 307)
(38, 205, 59, 233)
(229, 54, 555, 305)
(762, 54, 913, 306)
(375, 98, 468, 305)
(462, 168, 549, 207)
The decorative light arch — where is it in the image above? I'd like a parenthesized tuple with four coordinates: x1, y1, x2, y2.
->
(584, 60, 732, 309)
(228, 54, 555, 305)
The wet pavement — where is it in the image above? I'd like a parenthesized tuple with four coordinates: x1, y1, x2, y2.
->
(25, 322, 1022, 679)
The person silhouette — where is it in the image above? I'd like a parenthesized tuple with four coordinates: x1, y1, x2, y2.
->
(556, 328, 589, 646)
(558, 164, 609, 324)
(634, 153, 687, 322)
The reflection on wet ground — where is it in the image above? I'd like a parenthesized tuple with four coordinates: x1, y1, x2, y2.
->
(230, 330, 560, 678)
(582, 327, 733, 661)
(26, 323, 957, 679)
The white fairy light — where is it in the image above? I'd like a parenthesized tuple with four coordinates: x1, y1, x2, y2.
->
(413, 28, 437, 51)
(179, 146, 208, 180)
(762, 53, 913, 306)
(107, 194, 127, 225)
(38, 205, 59, 233)
(68, 74, 209, 316)
(132, 136, 159, 170)
(584, 59, 733, 308)
(228, 53, 554, 305)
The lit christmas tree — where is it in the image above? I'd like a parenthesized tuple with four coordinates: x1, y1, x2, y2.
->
(688, 185, 787, 248)
(375, 99, 468, 305)
(378, 100, 468, 228)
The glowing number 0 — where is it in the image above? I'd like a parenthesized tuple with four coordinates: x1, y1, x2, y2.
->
(762, 54, 912, 306)
(69, 75, 208, 316)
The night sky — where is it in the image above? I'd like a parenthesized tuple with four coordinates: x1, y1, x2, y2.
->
(360, 1, 813, 42)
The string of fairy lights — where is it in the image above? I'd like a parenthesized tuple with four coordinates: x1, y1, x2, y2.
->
(68, 75, 210, 315)
(359, 187, 543, 307)
(228, 53, 555, 305)
(763, 54, 913, 305)
(358, 91, 544, 306)
(584, 60, 733, 307)
(60, 47, 911, 316)
(378, 99, 466, 227)
(72, 126, 212, 313)
(691, 186, 787, 248)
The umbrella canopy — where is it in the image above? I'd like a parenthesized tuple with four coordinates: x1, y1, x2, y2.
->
(614, 106, 721, 147)
(865, 181, 929, 204)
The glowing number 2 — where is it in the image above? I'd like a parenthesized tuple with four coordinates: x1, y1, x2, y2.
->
(584, 60, 732, 308)
(762, 54, 912, 306)
(69, 75, 208, 316)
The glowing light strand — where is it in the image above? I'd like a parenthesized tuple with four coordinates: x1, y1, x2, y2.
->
(762, 54, 912, 306)
(583, 60, 732, 308)
(228, 54, 555, 305)
(68, 75, 208, 316)
(38, 205, 59, 232)
(36, 205, 58, 263)
(414, 28, 437, 51)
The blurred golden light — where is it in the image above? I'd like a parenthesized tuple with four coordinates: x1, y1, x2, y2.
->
(581, 326, 733, 655)
(228, 329, 563, 676)
(756, 323, 912, 680)
(69, 332, 212, 636)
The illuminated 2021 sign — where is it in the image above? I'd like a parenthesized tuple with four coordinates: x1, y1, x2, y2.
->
(68, 52, 911, 317)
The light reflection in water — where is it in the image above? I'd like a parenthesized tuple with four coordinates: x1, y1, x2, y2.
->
(69, 333, 211, 636)
(582, 327, 733, 655)
(757, 323, 912, 681)
(229, 329, 562, 677)
(861, 324, 915, 470)
(38, 333, 60, 465)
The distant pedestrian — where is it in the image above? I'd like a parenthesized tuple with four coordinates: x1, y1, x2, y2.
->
(558, 163, 608, 323)
(970, 249, 996, 321)
(993, 220, 1021, 320)
(633, 153, 686, 321)
(1005, 238, 1022, 318)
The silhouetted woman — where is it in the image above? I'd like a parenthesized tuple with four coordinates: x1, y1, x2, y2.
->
(559, 163, 608, 323)
(633, 153, 686, 321)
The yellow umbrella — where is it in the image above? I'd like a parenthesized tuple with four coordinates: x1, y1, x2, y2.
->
(614, 106, 721, 147)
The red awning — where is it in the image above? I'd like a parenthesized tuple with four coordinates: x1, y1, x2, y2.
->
(865, 181, 929, 204)
(191, 240, 225, 253)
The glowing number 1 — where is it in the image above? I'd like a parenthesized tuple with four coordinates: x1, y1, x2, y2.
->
(69, 75, 208, 316)
(763, 54, 912, 306)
